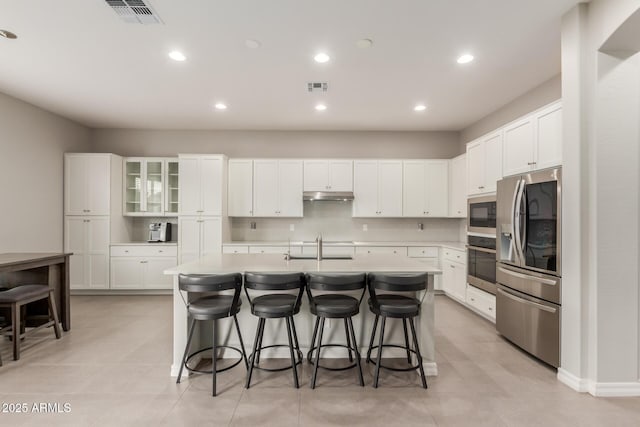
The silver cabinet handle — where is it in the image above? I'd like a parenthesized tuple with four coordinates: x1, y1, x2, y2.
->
(478, 186, 485, 189)
(497, 266, 557, 285)
(497, 288, 557, 313)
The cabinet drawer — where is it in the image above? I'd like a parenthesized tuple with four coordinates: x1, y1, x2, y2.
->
(111, 245, 178, 257)
(443, 248, 466, 264)
(249, 246, 291, 255)
(407, 247, 439, 258)
(223, 245, 249, 254)
(303, 246, 355, 257)
(466, 285, 496, 319)
(355, 246, 407, 256)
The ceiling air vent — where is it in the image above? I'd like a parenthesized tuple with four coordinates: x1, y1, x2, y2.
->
(105, 0, 163, 24)
(307, 82, 328, 93)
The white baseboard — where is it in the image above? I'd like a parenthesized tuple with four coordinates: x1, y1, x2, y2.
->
(423, 361, 438, 376)
(557, 369, 640, 396)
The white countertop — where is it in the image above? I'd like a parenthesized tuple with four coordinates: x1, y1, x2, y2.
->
(223, 240, 466, 251)
(165, 253, 443, 275)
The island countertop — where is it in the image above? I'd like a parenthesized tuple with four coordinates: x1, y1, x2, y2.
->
(164, 253, 443, 276)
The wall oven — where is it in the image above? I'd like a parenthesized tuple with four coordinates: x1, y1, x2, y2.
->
(467, 235, 497, 295)
(467, 195, 497, 235)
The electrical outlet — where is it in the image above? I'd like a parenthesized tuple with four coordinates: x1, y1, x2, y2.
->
(289, 224, 295, 232)
(418, 223, 424, 231)
(363, 224, 368, 231)
(250, 222, 257, 230)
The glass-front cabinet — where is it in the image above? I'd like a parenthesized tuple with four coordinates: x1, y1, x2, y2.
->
(124, 158, 178, 216)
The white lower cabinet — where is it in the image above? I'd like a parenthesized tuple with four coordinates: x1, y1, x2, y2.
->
(355, 246, 407, 256)
(110, 245, 177, 290)
(441, 248, 467, 302)
(466, 285, 496, 320)
(408, 246, 441, 290)
(65, 216, 110, 290)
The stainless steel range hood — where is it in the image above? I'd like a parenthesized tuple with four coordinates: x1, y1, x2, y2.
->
(303, 191, 354, 201)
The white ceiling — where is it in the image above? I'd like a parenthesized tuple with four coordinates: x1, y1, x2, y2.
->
(0, 0, 579, 131)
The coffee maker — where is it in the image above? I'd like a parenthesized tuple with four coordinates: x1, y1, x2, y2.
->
(148, 222, 171, 242)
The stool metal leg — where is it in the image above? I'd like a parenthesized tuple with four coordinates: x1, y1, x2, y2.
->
(211, 320, 217, 396)
(177, 317, 197, 384)
(402, 318, 411, 363)
(348, 317, 364, 387)
(234, 315, 248, 369)
(409, 317, 427, 389)
(246, 317, 265, 389)
(255, 318, 265, 366)
(344, 318, 353, 362)
(290, 316, 301, 353)
(308, 316, 320, 360)
(310, 317, 325, 389)
(367, 314, 379, 363)
(285, 316, 299, 388)
(373, 316, 386, 388)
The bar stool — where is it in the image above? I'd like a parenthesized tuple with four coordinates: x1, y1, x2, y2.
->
(366, 272, 428, 389)
(176, 273, 248, 397)
(0, 284, 62, 365)
(306, 272, 366, 389)
(244, 272, 305, 389)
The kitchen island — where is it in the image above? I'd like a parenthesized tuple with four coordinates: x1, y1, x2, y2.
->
(165, 253, 441, 378)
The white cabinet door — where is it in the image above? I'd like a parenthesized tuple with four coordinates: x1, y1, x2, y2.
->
(378, 161, 403, 217)
(145, 258, 177, 289)
(425, 160, 449, 217)
(484, 132, 503, 193)
(449, 154, 467, 217)
(353, 161, 378, 217)
(65, 217, 86, 289)
(443, 261, 466, 302)
(86, 155, 111, 215)
(228, 160, 254, 217)
(200, 157, 223, 216)
(178, 156, 201, 215)
(535, 102, 563, 170)
(201, 217, 222, 257)
(303, 160, 329, 191)
(466, 140, 485, 196)
(277, 160, 303, 217)
(65, 155, 87, 215)
(87, 217, 110, 289)
(111, 258, 144, 289)
(165, 160, 180, 215)
(178, 217, 201, 263)
(253, 160, 279, 217)
(403, 161, 426, 217)
(65, 154, 110, 215)
(328, 160, 353, 191)
(503, 118, 535, 177)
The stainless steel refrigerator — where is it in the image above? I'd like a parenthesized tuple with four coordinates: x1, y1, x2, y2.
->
(496, 167, 561, 367)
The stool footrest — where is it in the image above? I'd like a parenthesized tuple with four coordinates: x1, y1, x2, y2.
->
(307, 344, 360, 371)
(250, 344, 303, 372)
(184, 345, 244, 375)
(366, 344, 423, 372)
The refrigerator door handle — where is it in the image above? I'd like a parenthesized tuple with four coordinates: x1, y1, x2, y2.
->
(497, 287, 557, 313)
(513, 179, 525, 263)
(497, 266, 558, 285)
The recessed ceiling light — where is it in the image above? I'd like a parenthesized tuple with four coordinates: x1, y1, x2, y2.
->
(457, 54, 474, 64)
(168, 51, 186, 61)
(414, 104, 427, 112)
(214, 103, 227, 110)
(356, 38, 373, 49)
(0, 29, 17, 39)
(315, 104, 327, 111)
(245, 39, 261, 49)
(314, 53, 330, 63)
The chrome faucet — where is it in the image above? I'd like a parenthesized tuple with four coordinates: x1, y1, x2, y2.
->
(316, 233, 323, 261)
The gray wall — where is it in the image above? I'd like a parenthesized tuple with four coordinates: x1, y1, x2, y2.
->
(90, 129, 462, 159)
(459, 74, 562, 146)
(0, 92, 91, 253)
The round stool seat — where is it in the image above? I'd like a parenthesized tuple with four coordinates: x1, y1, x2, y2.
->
(368, 294, 420, 318)
(188, 295, 241, 320)
(0, 285, 49, 303)
(311, 294, 359, 318)
(251, 294, 298, 318)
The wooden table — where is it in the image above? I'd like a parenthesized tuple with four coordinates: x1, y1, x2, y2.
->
(0, 253, 72, 331)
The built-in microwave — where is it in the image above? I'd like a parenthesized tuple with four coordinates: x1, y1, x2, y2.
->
(467, 195, 497, 235)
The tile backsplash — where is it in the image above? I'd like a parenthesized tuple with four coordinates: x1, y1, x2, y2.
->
(231, 202, 465, 242)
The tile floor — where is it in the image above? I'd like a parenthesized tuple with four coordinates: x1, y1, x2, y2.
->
(0, 295, 639, 426)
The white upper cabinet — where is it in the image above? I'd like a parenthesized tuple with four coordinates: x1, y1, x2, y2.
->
(353, 160, 403, 217)
(178, 155, 224, 216)
(253, 159, 303, 217)
(467, 131, 503, 196)
(402, 160, 449, 217)
(123, 158, 168, 216)
(303, 160, 353, 191)
(503, 100, 562, 176)
(228, 159, 254, 217)
(65, 154, 111, 216)
(449, 154, 467, 217)
(165, 160, 179, 215)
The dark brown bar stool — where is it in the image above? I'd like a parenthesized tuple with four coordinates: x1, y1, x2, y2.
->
(366, 272, 428, 389)
(244, 272, 305, 389)
(176, 273, 248, 397)
(306, 272, 366, 389)
(0, 284, 62, 365)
